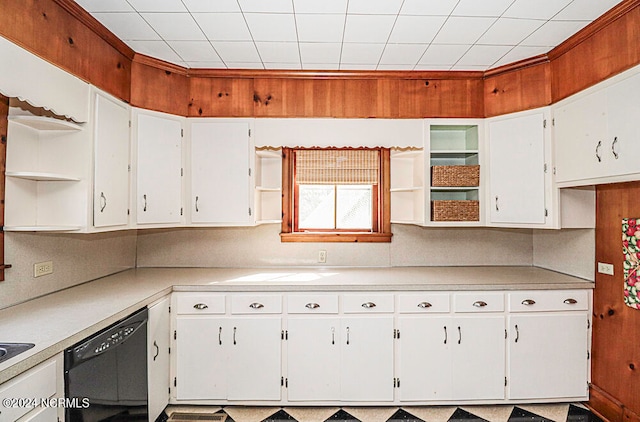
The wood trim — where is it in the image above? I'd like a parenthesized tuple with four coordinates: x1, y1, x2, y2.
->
(0, 94, 8, 281)
(280, 232, 392, 243)
(132, 53, 189, 76)
(548, 0, 640, 61)
(589, 384, 624, 422)
(281, 148, 293, 235)
(483, 54, 549, 78)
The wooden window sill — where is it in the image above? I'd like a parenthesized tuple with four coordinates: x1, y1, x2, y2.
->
(280, 232, 392, 243)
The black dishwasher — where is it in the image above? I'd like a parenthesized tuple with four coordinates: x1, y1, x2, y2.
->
(65, 308, 148, 421)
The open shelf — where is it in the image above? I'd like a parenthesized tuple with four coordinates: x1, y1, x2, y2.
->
(3, 225, 82, 232)
(8, 115, 82, 131)
(6, 171, 80, 181)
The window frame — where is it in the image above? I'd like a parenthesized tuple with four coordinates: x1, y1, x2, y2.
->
(280, 147, 392, 243)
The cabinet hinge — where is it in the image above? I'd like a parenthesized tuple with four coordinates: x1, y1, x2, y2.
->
(544, 163, 548, 173)
(127, 209, 130, 216)
(505, 377, 508, 387)
(181, 168, 184, 177)
(128, 164, 131, 172)
(393, 378, 400, 388)
(281, 376, 284, 386)
(543, 119, 547, 129)
(285, 378, 288, 388)
(129, 120, 132, 128)
(174, 377, 177, 387)
(174, 330, 177, 340)
(168, 347, 171, 355)
(180, 207, 183, 216)
(169, 305, 171, 313)
(249, 207, 252, 216)
(281, 330, 288, 340)
(552, 118, 555, 126)
(249, 168, 252, 177)
(544, 208, 548, 217)
(587, 351, 590, 360)
(505, 329, 508, 339)
(587, 319, 590, 329)
(181, 129, 184, 137)
(393, 329, 400, 339)
(248, 129, 252, 137)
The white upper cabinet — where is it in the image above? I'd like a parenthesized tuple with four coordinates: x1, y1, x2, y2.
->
(486, 108, 552, 227)
(133, 109, 184, 226)
(189, 120, 253, 225)
(554, 65, 640, 186)
(93, 90, 130, 228)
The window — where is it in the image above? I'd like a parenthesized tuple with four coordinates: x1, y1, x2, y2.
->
(281, 147, 392, 242)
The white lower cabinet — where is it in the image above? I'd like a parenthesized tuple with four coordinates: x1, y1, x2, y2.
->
(148, 296, 171, 421)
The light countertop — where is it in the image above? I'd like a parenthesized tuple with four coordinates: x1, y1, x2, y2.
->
(0, 266, 593, 384)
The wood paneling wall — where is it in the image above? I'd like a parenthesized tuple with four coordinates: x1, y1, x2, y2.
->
(591, 183, 640, 422)
(130, 56, 189, 116)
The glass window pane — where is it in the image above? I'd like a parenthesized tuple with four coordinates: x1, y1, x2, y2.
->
(336, 185, 372, 230)
(298, 185, 335, 229)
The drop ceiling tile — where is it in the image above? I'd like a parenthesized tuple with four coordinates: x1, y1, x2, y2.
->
(185, 61, 227, 68)
(193, 13, 252, 41)
(400, 0, 459, 16)
(503, 0, 573, 20)
(296, 14, 345, 43)
(377, 64, 415, 70)
(182, 0, 241, 13)
(264, 62, 303, 70)
(457, 44, 513, 66)
(492, 45, 550, 67)
(302, 63, 340, 70)
(226, 62, 265, 69)
(141, 13, 206, 40)
(126, 40, 183, 63)
(127, 0, 187, 12)
(299, 42, 343, 64)
(340, 64, 377, 70)
(256, 42, 300, 63)
(418, 44, 470, 66)
(450, 64, 490, 70)
(293, 0, 348, 14)
(343, 15, 396, 43)
(413, 64, 454, 70)
(452, 0, 514, 17)
(212, 41, 261, 63)
(379, 43, 428, 65)
(478, 18, 545, 45)
(74, 0, 133, 12)
(245, 13, 298, 42)
(340, 43, 385, 65)
(347, 0, 403, 15)
(92, 13, 160, 40)
(521, 20, 589, 46)
(238, 0, 293, 13)
(432, 16, 497, 44)
(388, 15, 446, 43)
(553, 0, 621, 20)
(166, 41, 221, 61)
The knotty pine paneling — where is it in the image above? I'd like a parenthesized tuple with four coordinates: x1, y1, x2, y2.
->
(592, 182, 640, 417)
(0, 0, 131, 102)
(188, 77, 254, 117)
(130, 59, 189, 116)
(484, 62, 552, 117)
(551, 4, 640, 102)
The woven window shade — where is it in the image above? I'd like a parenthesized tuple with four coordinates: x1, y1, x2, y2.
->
(295, 149, 380, 185)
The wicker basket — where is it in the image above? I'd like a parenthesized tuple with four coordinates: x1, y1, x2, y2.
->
(431, 200, 480, 221)
(431, 165, 480, 187)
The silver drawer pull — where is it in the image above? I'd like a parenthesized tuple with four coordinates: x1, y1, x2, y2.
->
(417, 302, 432, 308)
(521, 299, 536, 306)
(361, 302, 377, 308)
(564, 298, 578, 305)
(193, 303, 209, 310)
(249, 302, 265, 309)
(472, 301, 488, 308)
(305, 303, 320, 309)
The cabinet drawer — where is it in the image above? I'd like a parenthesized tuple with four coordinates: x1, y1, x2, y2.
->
(453, 292, 504, 313)
(508, 290, 590, 312)
(342, 294, 394, 313)
(175, 293, 226, 314)
(398, 293, 450, 313)
(0, 360, 57, 422)
(288, 294, 339, 314)
(231, 294, 282, 314)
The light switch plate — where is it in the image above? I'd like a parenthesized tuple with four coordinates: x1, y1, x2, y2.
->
(597, 262, 614, 275)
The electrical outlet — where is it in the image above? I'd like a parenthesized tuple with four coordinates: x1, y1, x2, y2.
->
(318, 250, 327, 263)
(34, 261, 53, 277)
(597, 262, 614, 276)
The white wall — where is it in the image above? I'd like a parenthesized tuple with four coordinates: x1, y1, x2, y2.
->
(532, 228, 595, 281)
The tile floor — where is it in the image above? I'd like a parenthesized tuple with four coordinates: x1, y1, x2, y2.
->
(163, 403, 604, 422)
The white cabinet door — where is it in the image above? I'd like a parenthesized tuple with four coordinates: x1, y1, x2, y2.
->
(136, 112, 182, 224)
(93, 92, 130, 228)
(488, 112, 546, 224)
(452, 316, 505, 400)
(190, 121, 252, 225)
(398, 316, 453, 401)
(148, 297, 170, 421)
(605, 72, 640, 177)
(286, 317, 341, 401)
(227, 317, 282, 401)
(341, 316, 394, 402)
(508, 313, 588, 400)
(175, 316, 227, 400)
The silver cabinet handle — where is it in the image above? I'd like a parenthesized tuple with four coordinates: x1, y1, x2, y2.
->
(143, 194, 147, 212)
(100, 192, 107, 213)
(218, 326, 222, 345)
(473, 300, 488, 308)
(515, 324, 520, 343)
(233, 326, 237, 345)
(346, 326, 350, 345)
(417, 302, 432, 308)
(305, 303, 320, 309)
(495, 195, 499, 212)
(612, 136, 619, 159)
(193, 303, 208, 310)
(153, 341, 159, 361)
(564, 298, 578, 305)
(249, 302, 264, 309)
(443, 326, 447, 344)
(521, 299, 536, 306)
(595, 140, 602, 162)
(195, 196, 199, 212)
(457, 326, 462, 344)
(361, 302, 376, 308)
